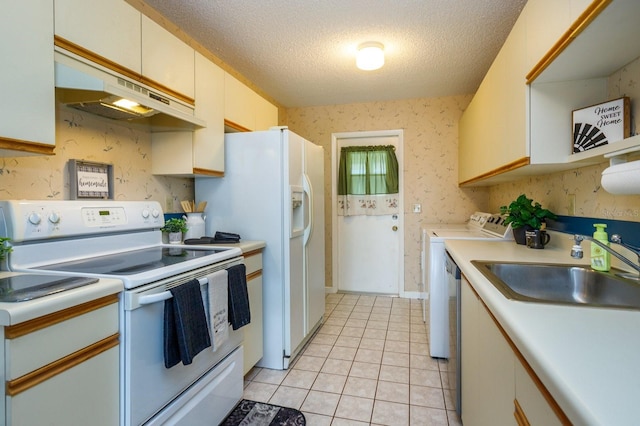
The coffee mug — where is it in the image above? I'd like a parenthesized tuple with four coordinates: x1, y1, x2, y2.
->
(525, 229, 550, 249)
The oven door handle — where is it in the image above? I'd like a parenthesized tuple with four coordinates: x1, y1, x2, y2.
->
(137, 277, 208, 305)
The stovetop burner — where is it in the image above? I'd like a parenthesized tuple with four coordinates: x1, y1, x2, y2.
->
(41, 246, 227, 276)
(0, 274, 98, 302)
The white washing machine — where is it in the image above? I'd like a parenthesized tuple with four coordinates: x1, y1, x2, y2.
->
(421, 212, 512, 358)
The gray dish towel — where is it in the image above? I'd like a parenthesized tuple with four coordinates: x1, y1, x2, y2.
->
(227, 264, 251, 330)
(207, 269, 229, 351)
(164, 279, 212, 368)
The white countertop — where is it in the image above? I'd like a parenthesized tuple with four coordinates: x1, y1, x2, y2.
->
(0, 272, 123, 326)
(445, 236, 640, 425)
(231, 240, 266, 254)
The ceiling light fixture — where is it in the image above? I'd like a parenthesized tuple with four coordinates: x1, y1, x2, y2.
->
(356, 42, 385, 71)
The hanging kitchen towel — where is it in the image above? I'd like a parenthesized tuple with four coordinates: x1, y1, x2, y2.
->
(163, 279, 211, 368)
(206, 269, 229, 351)
(227, 264, 251, 330)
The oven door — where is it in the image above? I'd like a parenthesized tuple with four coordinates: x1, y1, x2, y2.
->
(121, 257, 244, 426)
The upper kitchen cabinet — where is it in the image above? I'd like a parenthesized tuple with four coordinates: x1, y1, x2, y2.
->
(54, 0, 142, 78)
(524, 0, 594, 70)
(458, 0, 633, 186)
(55, 0, 195, 105)
(141, 15, 195, 104)
(255, 95, 279, 131)
(224, 73, 278, 132)
(530, 0, 640, 166)
(0, 0, 55, 156)
(458, 8, 527, 184)
(224, 73, 254, 131)
(152, 53, 225, 177)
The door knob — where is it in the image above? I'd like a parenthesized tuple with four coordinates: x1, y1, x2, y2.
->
(392, 226, 398, 231)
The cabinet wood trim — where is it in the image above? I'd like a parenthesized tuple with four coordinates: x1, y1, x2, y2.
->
(243, 248, 264, 259)
(458, 157, 530, 186)
(462, 274, 572, 425)
(526, 0, 612, 83)
(0, 137, 55, 156)
(192, 168, 224, 177)
(138, 76, 195, 106)
(224, 119, 252, 133)
(5, 294, 119, 339)
(5, 333, 119, 397)
(514, 399, 531, 426)
(247, 270, 263, 282)
(54, 36, 195, 106)
(54, 35, 143, 82)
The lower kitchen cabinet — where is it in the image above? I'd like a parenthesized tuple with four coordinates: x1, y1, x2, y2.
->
(242, 248, 264, 375)
(461, 276, 515, 425)
(461, 276, 567, 425)
(3, 295, 120, 426)
(514, 360, 564, 426)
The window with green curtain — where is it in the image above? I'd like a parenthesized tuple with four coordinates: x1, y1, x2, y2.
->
(338, 145, 398, 195)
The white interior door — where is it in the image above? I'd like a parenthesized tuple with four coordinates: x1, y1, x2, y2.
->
(332, 130, 404, 295)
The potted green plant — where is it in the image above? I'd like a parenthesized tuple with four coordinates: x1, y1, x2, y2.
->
(161, 218, 188, 244)
(500, 194, 557, 245)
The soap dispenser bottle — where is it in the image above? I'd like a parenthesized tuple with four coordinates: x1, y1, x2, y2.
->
(591, 223, 610, 272)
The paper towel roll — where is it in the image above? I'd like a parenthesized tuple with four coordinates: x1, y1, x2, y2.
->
(601, 160, 640, 194)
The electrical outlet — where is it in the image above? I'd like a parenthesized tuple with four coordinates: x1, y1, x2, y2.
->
(413, 203, 421, 213)
(567, 194, 576, 215)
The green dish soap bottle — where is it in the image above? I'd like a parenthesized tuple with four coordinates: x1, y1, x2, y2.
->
(591, 224, 610, 272)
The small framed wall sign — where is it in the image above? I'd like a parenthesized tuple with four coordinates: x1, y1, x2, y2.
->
(69, 160, 114, 199)
(572, 97, 630, 154)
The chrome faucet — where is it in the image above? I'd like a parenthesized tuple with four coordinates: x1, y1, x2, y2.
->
(571, 234, 640, 277)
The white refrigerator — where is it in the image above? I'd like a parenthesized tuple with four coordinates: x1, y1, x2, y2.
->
(195, 128, 325, 369)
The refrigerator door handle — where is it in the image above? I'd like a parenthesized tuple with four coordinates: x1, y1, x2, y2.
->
(302, 173, 313, 246)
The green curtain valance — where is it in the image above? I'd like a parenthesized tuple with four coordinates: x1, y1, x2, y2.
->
(338, 145, 399, 195)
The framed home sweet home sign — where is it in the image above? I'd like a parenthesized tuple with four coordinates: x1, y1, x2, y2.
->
(572, 97, 630, 154)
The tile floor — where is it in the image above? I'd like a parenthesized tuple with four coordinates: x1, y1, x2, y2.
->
(243, 293, 463, 425)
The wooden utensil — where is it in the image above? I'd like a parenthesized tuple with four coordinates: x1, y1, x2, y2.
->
(181, 200, 192, 212)
(197, 201, 207, 212)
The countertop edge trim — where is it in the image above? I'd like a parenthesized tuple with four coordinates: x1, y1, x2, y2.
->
(5, 294, 119, 339)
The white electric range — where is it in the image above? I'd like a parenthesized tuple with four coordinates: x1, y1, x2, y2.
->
(421, 212, 512, 358)
(0, 200, 245, 425)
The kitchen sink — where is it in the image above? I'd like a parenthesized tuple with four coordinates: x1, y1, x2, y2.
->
(471, 261, 640, 310)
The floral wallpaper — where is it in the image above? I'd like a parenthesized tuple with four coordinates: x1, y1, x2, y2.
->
(0, 104, 194, 210)
(285, 95, 489, 294)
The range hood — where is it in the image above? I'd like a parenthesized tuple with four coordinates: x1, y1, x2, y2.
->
(54, 51, 206, 131)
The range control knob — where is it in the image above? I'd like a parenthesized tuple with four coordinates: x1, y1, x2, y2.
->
(28, 212, 42, 225)
(151, 209, 160, 218)
(141, 209, 150, 219)
(48, 212, 61, 224)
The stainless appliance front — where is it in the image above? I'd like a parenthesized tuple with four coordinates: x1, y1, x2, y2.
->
(445, 250, 461, 417)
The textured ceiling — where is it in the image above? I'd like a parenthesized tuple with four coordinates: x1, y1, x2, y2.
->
(142, 0, 527, 107)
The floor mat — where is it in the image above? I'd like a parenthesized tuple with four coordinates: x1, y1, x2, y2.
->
(220, 399, 306, 426)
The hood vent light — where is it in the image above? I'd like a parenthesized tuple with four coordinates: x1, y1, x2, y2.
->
(54, 51, 207, 130)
